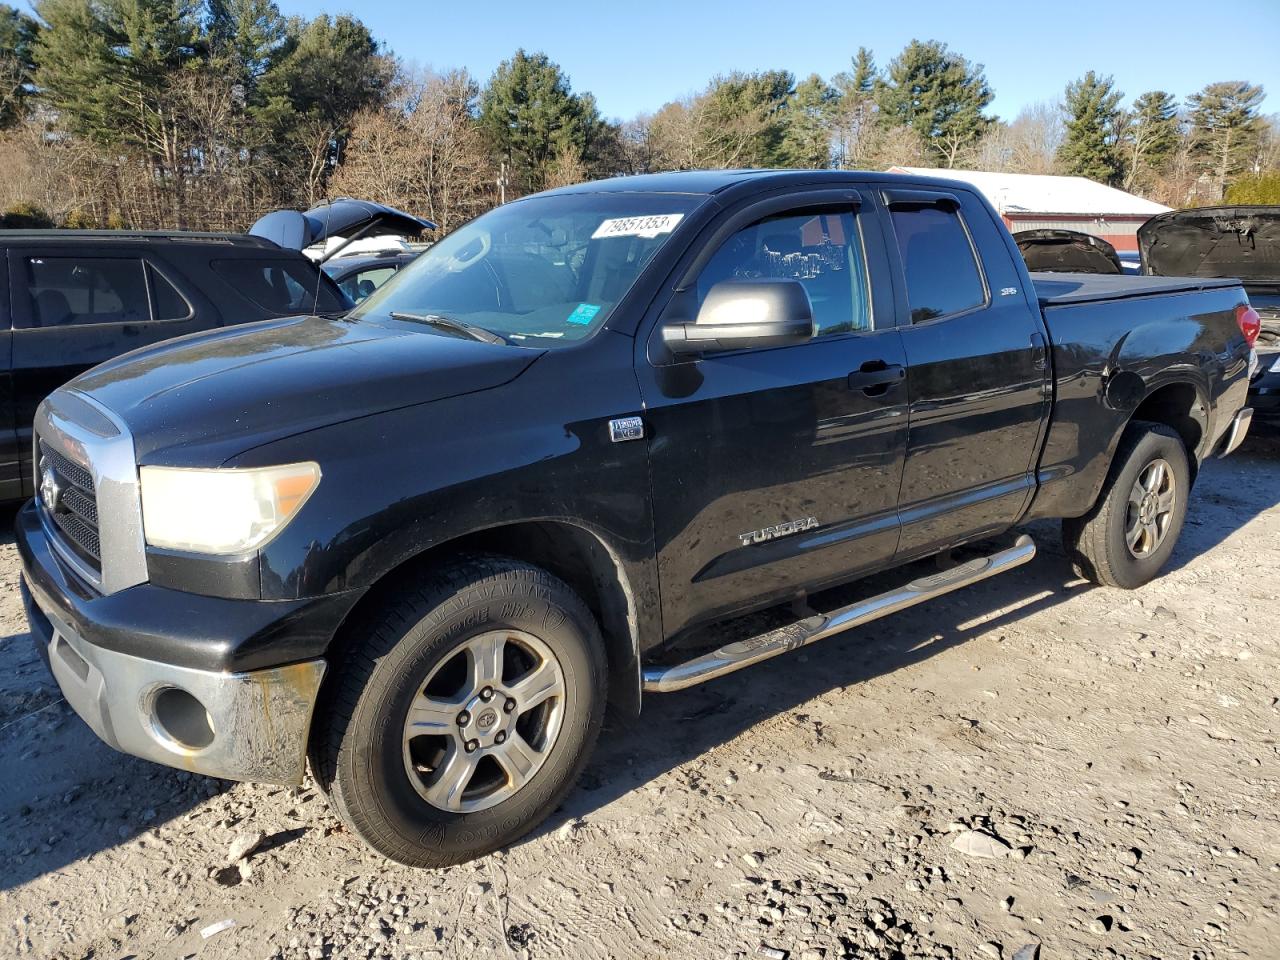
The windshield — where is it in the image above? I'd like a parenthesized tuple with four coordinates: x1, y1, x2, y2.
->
(351, 193, 701, 345)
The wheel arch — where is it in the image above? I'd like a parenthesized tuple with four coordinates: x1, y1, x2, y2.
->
(322, 519, 644, 718)
(1124, 378, 1209, 472)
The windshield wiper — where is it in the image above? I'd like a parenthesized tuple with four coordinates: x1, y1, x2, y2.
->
(388, 311, 507, 345)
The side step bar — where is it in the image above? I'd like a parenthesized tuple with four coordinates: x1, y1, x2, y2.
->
(642, 534, 1037, 693)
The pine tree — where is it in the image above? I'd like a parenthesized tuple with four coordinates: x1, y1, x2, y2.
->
(0, 4, 40, 128)
(1187, 81, 1266, 197)
(780, 74, 836, 167)
(875, 39, 993, 166)
(1121, 90, 1180, 191)
(1056, 71, 1124, 183)
(831, 47, 878, 168)
(479, 50, 606, 194)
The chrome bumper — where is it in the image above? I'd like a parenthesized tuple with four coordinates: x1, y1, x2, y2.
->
(1218, 407, 1253, 458)
(25, 578, 325, 784)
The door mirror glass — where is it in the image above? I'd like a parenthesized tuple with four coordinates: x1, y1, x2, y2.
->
(663, 278, 814, 355)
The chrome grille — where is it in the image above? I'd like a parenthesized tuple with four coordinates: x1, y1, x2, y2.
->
(38, 437, 102, 570)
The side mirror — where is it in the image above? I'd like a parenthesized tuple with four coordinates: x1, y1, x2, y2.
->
(662, 279, 814, 356)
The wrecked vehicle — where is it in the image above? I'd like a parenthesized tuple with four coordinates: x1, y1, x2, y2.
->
(1014, 227, 1124, 275)
(0, 200, 429, 502)
(1140, 205, 1279, 425)
(19, 170, 1256, 867)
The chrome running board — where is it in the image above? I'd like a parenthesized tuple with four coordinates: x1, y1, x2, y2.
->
(642, 535, 1037, 693)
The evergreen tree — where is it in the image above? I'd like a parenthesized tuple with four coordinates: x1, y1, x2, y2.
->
(479, 50, 605, 194)
(0, 4, 40, 128)
(701, 69, 794, 168)
(33, 0, 202, 149)
(1056, 71, 1124, 183)
(875, 39, 993, 165)
(1187, 81, 1266, 197)
(1121, 90, 1180, 191)
(831, 47, 878, 168)
(781, 74, 837, 167)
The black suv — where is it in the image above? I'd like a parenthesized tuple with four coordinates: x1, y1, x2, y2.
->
(0, 200, 430, 501)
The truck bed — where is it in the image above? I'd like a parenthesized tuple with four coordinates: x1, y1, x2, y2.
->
(1031, 272, 1241, 307)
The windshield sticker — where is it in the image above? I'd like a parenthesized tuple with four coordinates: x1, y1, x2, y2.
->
(592, 214, 684, 240)
(566, 303, 602, 326)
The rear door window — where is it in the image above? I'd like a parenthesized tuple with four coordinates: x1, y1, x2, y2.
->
(20, 257, 150, 328)
(211, 257, 345, 314)
(888, 205, 987, 323)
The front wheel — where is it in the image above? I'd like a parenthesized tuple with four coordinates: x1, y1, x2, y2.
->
(1062, 421, 1192, 589)
(311, 556, 606, 867)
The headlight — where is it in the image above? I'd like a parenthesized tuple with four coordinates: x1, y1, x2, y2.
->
(1271, 353, 1280, 374)
(140, 463, 321, 554)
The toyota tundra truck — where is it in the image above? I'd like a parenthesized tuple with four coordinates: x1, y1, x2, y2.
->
(17, 170, 1258, 867)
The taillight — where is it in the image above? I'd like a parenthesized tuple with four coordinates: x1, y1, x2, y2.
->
(1236, 303, 1261, 348)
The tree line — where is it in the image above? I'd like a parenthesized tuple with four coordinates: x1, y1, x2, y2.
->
(2, 0, 1278, 235)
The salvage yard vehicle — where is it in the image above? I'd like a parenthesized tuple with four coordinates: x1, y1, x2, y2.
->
(0, 199, 428, 503)
(1139, 205, 1279, 426)
(18, 169, 1257, 867)
(1014, 227, 1124, 275)
(322, 250, 421, 303)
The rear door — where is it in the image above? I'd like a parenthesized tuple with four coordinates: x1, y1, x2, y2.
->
(8, 246, 206, 494)
(882, 188, 1050, 557)
(637, 187, 910, 639)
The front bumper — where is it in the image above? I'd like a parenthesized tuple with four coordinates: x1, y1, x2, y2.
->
(16, 502, 344, 784)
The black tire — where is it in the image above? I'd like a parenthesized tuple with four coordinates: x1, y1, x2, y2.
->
(1062, 421, 1191, 589)
(311, 555, 606, 867)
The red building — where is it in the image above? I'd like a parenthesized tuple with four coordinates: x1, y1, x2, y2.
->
(887, 167, 1171, 253)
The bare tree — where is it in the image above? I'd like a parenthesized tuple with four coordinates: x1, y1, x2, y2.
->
(330, 68, 493, 234)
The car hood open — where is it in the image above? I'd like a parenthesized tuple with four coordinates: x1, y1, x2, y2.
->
(69, 314, 539, 465)
(1015, 229, 1122, 275)
(250, 199, 436, 258)
(1139, 206, 1280, 289)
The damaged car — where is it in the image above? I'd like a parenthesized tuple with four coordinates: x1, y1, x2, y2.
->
(1140, 206, 1280, 426)
(1014, 228, 1125, 275)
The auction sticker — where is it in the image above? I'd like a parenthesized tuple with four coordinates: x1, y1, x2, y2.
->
(592, 213, 684, 240)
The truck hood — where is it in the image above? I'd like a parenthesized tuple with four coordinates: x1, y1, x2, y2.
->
(1139, 206, 1280, 291)
(69, 314, 541, 465)
(1015, 229, 1122, 275)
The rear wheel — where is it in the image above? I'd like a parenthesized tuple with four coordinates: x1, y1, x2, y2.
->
(312, 556, 606, 867)
(1062, 421, 1191, 589)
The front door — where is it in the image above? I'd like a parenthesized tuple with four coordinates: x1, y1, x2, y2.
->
(881, 189, 1050, 557)
(637, 193, 909, 639)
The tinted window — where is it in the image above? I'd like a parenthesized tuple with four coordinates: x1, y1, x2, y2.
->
(889, 205, 986, 323)
(211, 258, 345, 314)
(339, 266, 397, 303)
(23, 257, 149, 328)
(149, 265, 193, 320)
(695, 210, 869, 337)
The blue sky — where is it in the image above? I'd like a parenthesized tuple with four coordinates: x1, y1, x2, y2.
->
(273, 0, 1280, 121)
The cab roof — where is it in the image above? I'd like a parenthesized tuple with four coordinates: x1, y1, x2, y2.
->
(539, 168, 985, 200)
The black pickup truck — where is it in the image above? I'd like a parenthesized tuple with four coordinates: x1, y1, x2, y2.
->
(17, 170, 1256, 867)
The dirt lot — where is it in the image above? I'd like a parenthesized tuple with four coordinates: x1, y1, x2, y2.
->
(1, 432, 1277, 960)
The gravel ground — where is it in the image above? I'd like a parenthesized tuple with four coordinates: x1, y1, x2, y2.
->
(1, 432, 1277, 960)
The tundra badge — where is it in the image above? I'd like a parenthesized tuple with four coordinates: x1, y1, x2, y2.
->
(738, 517, 819, 547)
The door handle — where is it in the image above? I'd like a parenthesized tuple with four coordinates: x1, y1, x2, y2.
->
(847, 360, 905, 395)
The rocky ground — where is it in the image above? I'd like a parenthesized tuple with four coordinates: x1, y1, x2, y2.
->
(1, 432, 1277, 960)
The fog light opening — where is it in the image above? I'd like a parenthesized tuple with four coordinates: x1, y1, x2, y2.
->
(151, 686, 215, 751)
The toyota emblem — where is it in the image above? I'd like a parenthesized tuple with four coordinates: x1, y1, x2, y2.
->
(39, 464, 63, 513)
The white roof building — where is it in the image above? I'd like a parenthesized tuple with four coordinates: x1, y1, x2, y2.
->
(887, 167, 1172, 251)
